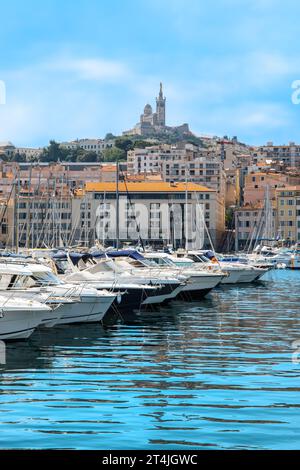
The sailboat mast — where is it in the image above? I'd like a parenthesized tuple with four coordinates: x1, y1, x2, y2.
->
(184, 161, 188, 251)
(116, 160, 120, 249)
(25, 164, 32, 249)
(15, 169, 20, 254)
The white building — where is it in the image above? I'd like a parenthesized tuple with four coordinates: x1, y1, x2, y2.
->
(127, 143, 226, 197)
(60, 138, 114, 155)
(71, 181, 225, 249)
(251, 142, 300, 167)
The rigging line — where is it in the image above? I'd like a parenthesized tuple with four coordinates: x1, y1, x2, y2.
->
(32, 166, 43, 249)
(247, 207, 264, 253)
(119, 167, 145, 251)
(67, 187, 81, 247)
(35, 179, 54, 249)
(33, 186, 48, 248)
(195, 191, 216, 254)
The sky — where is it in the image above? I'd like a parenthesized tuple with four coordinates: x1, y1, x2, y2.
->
(0, 0, 300, 147)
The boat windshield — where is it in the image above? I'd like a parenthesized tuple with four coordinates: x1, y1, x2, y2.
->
(117, 257, 157, 268)
(0, 270, 62, 289)
(30, 271, 63, 286)
(188, 254, 210, 263)
(146, 257, 174, 267)
(172, 260, 194, 268)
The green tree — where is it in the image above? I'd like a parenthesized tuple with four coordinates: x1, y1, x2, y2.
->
(104, 133, 116, 141)
(133, 140, 158, 149)
(48, 140, 61, 161)
(0, 152, 8, 162)
(115, 138, 134, 153)
(225, 207, 234, 228)
(102, 147, 125, 162)
(11, 152, 26, 162)
(76, 151, 98, 162)
(39, 141, 74, 162)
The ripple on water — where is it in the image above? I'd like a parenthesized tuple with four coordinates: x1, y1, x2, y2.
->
(0, 270, 300, 449)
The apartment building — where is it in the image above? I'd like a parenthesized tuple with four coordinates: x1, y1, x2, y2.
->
(10, 186, 73, 249)
(72, 181, 225, 250)
(127, 143, 226, 196)
(252, 142, 300, 167)
(235, 186, 300, 249)
(225, 168, 242, 208)
(0, 198, 13, 247)
(0, 161, 124, 200)
(244, 171, 300, 205)
(276, 186, 300, 242)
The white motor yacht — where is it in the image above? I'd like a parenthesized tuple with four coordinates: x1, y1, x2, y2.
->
(0, 294, 53, 340)
(54, 252, 186, 305)
(0, 259, 116, 324)
(184, 251, 269, 284)
(142, 252, 225, 298)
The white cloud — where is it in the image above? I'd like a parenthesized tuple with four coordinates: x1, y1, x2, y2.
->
(0, 48, 299, 147)
(45, 57, 130, 81)
(0, 54, 134, 145)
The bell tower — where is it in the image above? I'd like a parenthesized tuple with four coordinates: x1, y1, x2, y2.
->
(156, 82, 166, 127)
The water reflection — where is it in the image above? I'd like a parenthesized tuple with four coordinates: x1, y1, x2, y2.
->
(0, 270, 300, 449)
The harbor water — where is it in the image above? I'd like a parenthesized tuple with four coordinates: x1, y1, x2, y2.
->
(0, 269, 300, 449)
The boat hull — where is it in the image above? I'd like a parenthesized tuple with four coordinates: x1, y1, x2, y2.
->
(177, 287, 213, 300)
(0, 309, 46, 341)
(56, 294, 114, 324)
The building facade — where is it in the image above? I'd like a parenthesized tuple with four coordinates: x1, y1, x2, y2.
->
(72, 181, 225, 250)
(127, 143, 226, 196)
(234, 202, 277, 251)
(235, 186, 300, 249)
(60, 138, 114, 155)
(243, 171, 300, 205)
(251, 142, 300, 167)
(276, 186, 300, 243)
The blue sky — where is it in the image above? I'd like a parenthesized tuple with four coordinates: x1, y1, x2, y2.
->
(0, 0, 300, 147)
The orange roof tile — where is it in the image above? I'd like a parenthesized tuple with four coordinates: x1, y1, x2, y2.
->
(84, 181, 214, 193)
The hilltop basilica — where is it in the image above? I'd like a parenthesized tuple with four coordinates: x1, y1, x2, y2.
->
(123, 83, 190, 137)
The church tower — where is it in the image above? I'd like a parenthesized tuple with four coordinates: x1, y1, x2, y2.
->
(156, 82, 166, 127)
